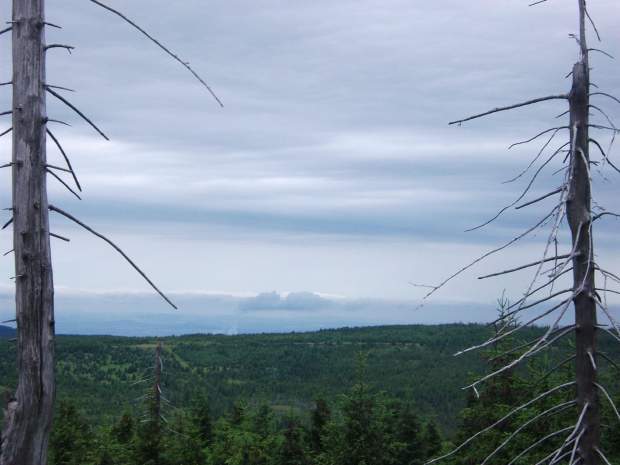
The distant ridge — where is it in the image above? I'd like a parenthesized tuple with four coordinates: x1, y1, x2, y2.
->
(0, 325, 16, 339)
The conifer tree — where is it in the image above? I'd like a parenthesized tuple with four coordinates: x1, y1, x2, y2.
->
(308, 396, 331, 455)
(48, 400, 92, 465)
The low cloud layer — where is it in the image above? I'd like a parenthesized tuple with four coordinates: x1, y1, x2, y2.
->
(2, 286, 615, 337)
(239, 291, 333, 312)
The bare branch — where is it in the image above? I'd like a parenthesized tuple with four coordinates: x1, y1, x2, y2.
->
(508, 126, 567, 149)
(597, 326, 620, 344)
(556, 109, 570, 118)
(506, 138, 569, 184)
(589, 138, 620, 174)
(588, 48, 613, 59)
(595, 266, 620, 284)
(46, 164, 72, 173)
(567, 428, 586, 465)
(427, 382, 576, 464)
(482, 401, 577, 465)
(587, 350, 597, 371)
(564, 402, 589, 448)
(511, 354, 576, 407)
(449, 95, 568, 125)
(46, 85, 75, 92)
(589, 105, 617, 130)
(516, 188, 563, 209)
(89, 0, 223, 107)
(595, 447, 613, 465)
(45, 118, 71, 127)
(48, 204, 177, 309)
(478, 253, 570, 279)
(596, 300, 620, 337)
(420, 204, 561, 304)
(590, 92, 620, 106)
(468, 145, 563, 231)
(537, 448, 572, 465)
(508, 427, 574, 465)
(46, 129, 82, 191)
(492, 287, 572, 325)
(45, 87, 109, 140)
(595, 383, 620, 422)
(597, 351, 620, 371)
(49, 233, 70, 242)
(44, 44, 74, 53)
(46, 169, 81, 200)
(584, 7, 601, 42)
(0, 111, 12, 117)
(460, 299, 573, 388)
(592, 212, 620, 221)
(408, 282, 437, 290)
(589, 124, 620, 132)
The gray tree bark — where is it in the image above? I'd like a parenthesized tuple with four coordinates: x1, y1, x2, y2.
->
(568, 3, 599, 461)
(1, 0, 56, 464)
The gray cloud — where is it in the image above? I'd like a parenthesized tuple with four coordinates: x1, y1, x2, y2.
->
(0, 1, 618, 317)
(239, 291, 332, 312)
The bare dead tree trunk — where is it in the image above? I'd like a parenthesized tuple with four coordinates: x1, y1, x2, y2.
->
(425, 1, 617, 464)
(1, 2, 218, 463)
(1, 0, 56, 464)
(568, 3, 599, 459)
(153, 343, 162, 419)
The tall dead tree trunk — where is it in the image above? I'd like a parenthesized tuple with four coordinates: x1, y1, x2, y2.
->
(568, 5, 599, 460)
(1, 1, 56, 464)
(152, 343, 162, 419)
(2, 2, 217, 463)
(425, 1, 617, 464)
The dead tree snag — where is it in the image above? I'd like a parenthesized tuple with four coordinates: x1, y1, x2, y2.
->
(1, 1, 219, 463)
(425, 1, 618, 464)
(1, 1, 56, 464)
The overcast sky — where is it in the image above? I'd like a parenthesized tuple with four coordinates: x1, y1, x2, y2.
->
(0, 1, 618, 334)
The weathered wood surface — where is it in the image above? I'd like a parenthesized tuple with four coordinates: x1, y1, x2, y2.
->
(1, 1, 56, 464)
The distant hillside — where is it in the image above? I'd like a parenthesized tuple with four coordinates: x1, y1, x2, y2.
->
(0, 325, 16, 339)
(1, 323, 618, 437)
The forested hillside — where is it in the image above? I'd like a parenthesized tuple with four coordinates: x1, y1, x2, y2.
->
(2, 323, 615, 433)
(1, 324, 493, 431)
(1, 323, 619, 463)
(0, 325, 16, 339)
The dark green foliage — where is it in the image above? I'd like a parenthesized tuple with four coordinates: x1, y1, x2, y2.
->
(277, 411, 313, 465)
(321, 352, 392, 465)
(1, 323, 617, 464)
(111, 410, 134, 445)
(188, 397, 214, 448)
(0, 324, 505, 433)
(48, 399, 92, 465)
(422, 417, 443, 460)
(161, 411, 207, 465)
(209, 401, 280, 465)
(320, 352, 425, 465)
(439, 305, 599, 464)
(600, 377, 620, 459)
(308, 396, 331, 454)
